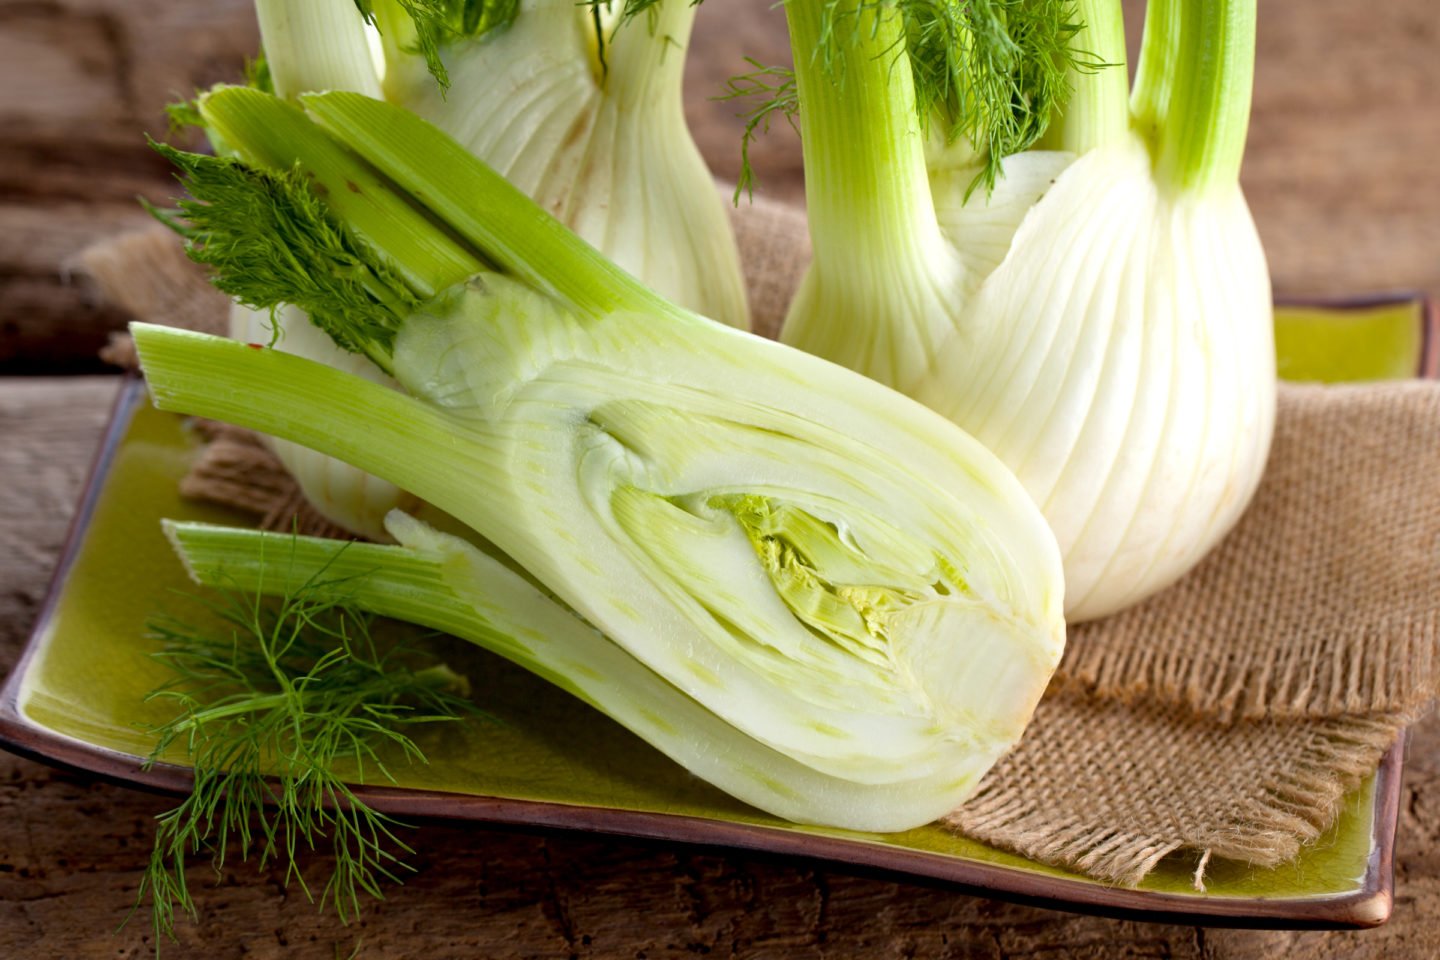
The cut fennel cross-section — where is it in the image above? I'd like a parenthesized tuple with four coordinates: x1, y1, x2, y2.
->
(136, 88, 1065, 832)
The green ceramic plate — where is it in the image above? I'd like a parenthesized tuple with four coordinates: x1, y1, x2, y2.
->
(2, 295, 1428, 930)
(1275, 295, 1437, 381)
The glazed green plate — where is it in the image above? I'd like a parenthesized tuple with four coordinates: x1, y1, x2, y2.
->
(2, 296, 1431, 930)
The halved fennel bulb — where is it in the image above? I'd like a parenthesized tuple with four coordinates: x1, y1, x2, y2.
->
(136, 89, 1067, 831)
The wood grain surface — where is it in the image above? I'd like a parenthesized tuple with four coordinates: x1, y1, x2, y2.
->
(3, 1, 1440, 956)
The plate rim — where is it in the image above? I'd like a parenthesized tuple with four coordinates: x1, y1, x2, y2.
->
(3, 297, 1423, 929)
(1272, 290, 1439, 379)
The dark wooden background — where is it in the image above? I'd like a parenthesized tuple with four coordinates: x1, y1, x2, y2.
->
(3, 0, 1439, 955)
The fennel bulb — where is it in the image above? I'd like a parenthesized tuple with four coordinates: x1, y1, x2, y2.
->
(230, 0, 749, 538)
(781, 0, 1276, 621)
(138, 87, 1065, 831)
(373, 0, 749, 329)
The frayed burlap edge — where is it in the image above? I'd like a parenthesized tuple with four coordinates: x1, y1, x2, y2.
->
(78, 225, 230, 370)
(947, 692, 1410, 887)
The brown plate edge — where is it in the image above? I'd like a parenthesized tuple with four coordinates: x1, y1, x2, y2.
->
(0, 333, 1417, 931)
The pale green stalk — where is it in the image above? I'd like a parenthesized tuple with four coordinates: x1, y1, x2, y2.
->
(786, 0, 946, 286)
(164, 522, 540, 671)
(201, 89, 481, 303)
(301, 92, 676, 322)
(1151, 0, 1256, 194)
(133, 326, 524, 542)
(1128, 0, 1180, 149)
(1040, 0, 1129, 154)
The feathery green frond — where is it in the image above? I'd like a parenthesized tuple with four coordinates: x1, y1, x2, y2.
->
(717, 58, 799, 201)
(809, 0, 1090, 192)
(131, 545, 476, 949)
(147, 141, 420, 369)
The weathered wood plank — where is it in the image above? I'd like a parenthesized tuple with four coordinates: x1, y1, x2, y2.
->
(0, 0, 258, 373)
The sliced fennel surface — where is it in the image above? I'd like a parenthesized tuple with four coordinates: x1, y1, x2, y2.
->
(227, 0, 748, 539)
(781, 0, 1276, 621)
(133, 304, 1061, 829)
(135, 89, 1065, 831)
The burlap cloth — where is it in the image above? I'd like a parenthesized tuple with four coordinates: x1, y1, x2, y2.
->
(80, 196, 1440, 888)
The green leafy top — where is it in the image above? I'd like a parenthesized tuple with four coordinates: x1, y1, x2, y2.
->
(741, 0, 1092, 195)
(132, 546, 477, 951)
(904, 0, 1086, 188)
(717, 58, 800, 201)
(826, 0, 1088, 189)
(147, 142, 420, 368)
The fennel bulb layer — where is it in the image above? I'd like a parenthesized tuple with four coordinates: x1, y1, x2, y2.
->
(377, 0, 749, 330)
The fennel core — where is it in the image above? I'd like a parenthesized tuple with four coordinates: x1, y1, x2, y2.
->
(139, 86, 1066, 834)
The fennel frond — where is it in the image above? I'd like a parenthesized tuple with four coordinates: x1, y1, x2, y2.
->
(131, 543, 477, 948)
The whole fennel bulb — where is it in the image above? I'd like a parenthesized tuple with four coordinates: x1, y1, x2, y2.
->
(781, 0, 1275, 620)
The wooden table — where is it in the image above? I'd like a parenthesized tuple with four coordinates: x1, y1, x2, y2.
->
(3, 1, 1439, 955)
